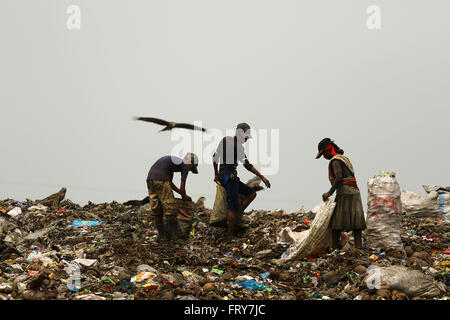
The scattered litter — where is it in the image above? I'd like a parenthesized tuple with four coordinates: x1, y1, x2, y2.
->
(0, 190, 447, 301)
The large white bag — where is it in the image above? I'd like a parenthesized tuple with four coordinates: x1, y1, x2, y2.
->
(424, 185, 450, 221)
(401, 185, 450, 220)
(364, 265, 446, 298)
(366, 172, 404, 253)
(277, 199, 336, 263)
(401, 189, 441, 218)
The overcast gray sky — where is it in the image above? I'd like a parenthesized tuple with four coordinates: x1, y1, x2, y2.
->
(1, 0, 449, 212)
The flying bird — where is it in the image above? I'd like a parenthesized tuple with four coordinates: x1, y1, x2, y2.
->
(134, 117, 207, 132)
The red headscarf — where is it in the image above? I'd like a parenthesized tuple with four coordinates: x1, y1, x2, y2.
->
(323, 144, 339, 157)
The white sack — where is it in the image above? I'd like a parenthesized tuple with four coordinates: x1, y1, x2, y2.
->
(366, 172, 404, 253)
(277, 199, 336, 263)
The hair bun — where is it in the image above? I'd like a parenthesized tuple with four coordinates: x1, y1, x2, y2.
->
(332, 143, 344, 155)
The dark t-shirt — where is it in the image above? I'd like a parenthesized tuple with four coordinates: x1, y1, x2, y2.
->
(147, 155, 189, 182)
(213, 136, 253, 174)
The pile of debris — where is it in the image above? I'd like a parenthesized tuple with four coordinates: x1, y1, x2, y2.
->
(0, 189, 448, 300)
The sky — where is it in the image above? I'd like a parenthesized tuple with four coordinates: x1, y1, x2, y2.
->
(1, 0, 449, 212)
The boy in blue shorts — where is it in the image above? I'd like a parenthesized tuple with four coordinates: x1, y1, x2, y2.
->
(212, 123, 271, 241)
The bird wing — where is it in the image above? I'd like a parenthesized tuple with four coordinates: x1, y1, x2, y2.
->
(134, 117, 170, 126)
(174, 122, 207, 132)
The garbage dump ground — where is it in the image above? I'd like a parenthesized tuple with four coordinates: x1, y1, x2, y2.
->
(0, 194, 448, 300)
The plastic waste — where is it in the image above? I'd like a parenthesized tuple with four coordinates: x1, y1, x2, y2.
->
(24, 227, 54, 240)
(131, 272, 157, 283)
(72, 220, 102, 227)
(235, 275, 254, 283)
(28, 205, 48, 212)
(75, 294, 106, 300)
(73, 259, 97, 267)
(260, 272, 270, 280)
(236, 280, 265, 291)
(7, 207, 22, 218)
(210, 269, 224, 275)
(180, 270, 192, 277)
(0, 192, 447, 301)
(137, 264, 158, 273)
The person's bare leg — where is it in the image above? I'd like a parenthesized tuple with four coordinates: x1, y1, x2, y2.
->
(236, 192, 256, 230)
(227, 210, 237, 241)
(332, 229, 342, 250)
(154, 215, 167, 242)
(167, 215, 178, 241)
(353, 229, 362, 248)
(239, 192, 256, 215)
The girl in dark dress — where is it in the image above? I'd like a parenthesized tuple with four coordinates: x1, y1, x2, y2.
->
(316, 138, 366, 249)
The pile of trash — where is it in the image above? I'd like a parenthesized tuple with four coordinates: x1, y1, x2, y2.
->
(0, 188, 448, 300)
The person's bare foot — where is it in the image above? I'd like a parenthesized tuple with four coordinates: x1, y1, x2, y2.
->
(235, 223, 249, 232)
